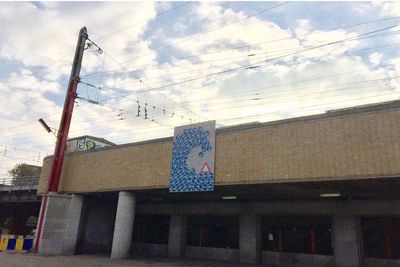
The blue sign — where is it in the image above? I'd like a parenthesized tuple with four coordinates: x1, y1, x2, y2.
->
(169, 121, 216, 192)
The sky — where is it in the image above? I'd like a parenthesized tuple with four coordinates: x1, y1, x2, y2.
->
(0, 1, 399, 177)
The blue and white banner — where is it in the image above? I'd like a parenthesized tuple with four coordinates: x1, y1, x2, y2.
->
(169, 121, 216, 192)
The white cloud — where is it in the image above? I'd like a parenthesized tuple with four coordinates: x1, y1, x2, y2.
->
(0, 2, 158, 79)
(295, 19, 312, 36)
(7, 69, 60, 93)
(352, 2, 374, 14)
(369, 52, 383, 66)
(373, 1, 400, 16)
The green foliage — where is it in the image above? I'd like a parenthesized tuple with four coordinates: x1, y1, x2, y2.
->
(8, 163, 41, 185)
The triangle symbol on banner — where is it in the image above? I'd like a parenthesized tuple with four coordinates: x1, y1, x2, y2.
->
(200, 162, 211, 174)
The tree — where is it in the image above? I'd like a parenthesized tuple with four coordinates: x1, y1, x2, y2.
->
(8, 163, 41, 185)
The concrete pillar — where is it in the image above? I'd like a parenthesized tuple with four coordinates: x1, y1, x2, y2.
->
(333, 216, 363, 267)
(38, 193, 71, 255)
(111, 191, 136, 259)
(62, 194, 84, 255)
(239, 214, 261, 264)
(168, 215, 187, 258)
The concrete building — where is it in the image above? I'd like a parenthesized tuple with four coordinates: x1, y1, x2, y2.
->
(36, 100, 400, 267)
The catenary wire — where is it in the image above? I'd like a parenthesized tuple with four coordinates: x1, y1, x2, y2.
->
(87, 26, 399, 98)
(93, 2, 192, 42)
(82, 15, 400, 77)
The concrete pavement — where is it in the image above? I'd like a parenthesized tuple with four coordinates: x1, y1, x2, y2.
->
(0, 252, 260, 267)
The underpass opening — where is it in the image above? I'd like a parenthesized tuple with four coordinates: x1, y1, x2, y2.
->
(0, 202, 40, 235)
(76, 193, 117, 256)
(131, 214, 170, 257)
(362, 216, 400, 260)
(185, 215, 240, 262)
(261, 215, 334, 266)
(187, 215, 239, 249)
(261, 215, 333, 255)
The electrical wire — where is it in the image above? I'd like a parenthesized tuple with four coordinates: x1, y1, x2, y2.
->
(71, 92, 400, 142)
(97, 40, 400, 89)
(68, 77, 397, 136)
(1, 64, 398, 138)
(96, 42, 207, 122)
(93, 2, 192, 42)
(3, 21, 400, 153)
(119, 2, 291, 65)
(106, 82, 396, 123)
(2, 63, 398, 138)
(129, 25, 399, 94)
(218, 92, 400, 122)
(72, 75, 397, 128)
(82, 15, 400, 77)
(89, 26, 399, 98)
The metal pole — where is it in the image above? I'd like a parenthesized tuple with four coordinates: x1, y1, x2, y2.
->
(34, 26, 88, 253)
(49, 26, 88, 192)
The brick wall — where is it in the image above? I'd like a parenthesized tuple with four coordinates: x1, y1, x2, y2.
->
(38, 107, 400, 194)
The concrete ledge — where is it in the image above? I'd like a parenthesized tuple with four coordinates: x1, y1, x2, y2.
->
(262, 251, 335, 267)
(185, 246, 239, 262)
(131, 243, 168, 257)
(138, 199, 400, 216)
(365, 258, 400, 267)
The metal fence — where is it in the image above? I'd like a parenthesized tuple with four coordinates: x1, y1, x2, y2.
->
(0, 176, 39, 192)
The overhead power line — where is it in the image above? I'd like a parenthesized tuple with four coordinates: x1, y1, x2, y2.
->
(68, 76, 398, 132)
(219, 91, 400, 123)
(102, 71, 396, 116)
(82, 15, 400, 76)
(121, 2, 291, 65)
(1, 60, 397, 139)
(18, 64, 394, 134)
(2, 48, 396, 140)
(93, 40, 399, 90)
(93, 40, 207, 122)
(0, 144, 45, 155)
(93, 2, 192, 42)
(85, 37, 199, 125)
(102, 79, 396, 123)
(172, 68, 399, 106)
(83, 39, 399, 82)
(70, 91, 400, 142)
(162, 77, 398, 113)
(111, 25, 399, 95)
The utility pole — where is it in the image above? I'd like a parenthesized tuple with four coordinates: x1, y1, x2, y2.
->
(34, 26, 88, 252)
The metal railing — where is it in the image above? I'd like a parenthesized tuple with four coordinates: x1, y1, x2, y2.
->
(0, 176, 39, 192)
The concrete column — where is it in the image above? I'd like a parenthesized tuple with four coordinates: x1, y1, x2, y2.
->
(38, 193, 71, 255)
(62, 194, 84, 255)
(111, 191, 136, 259)
(333, 216, 363, 267)
(239, 214, 261, 264)
(168, 215, 187, 258)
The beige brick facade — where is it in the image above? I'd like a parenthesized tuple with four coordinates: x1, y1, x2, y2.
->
(38, 104, 400, 194)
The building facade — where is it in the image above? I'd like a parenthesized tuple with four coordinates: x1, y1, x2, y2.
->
(36, 100, 400, 267)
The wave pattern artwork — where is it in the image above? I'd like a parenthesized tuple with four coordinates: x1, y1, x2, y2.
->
(169, 121, 216, 192)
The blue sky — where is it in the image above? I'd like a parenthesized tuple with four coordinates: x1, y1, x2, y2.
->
(0, 1, 399, 177)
